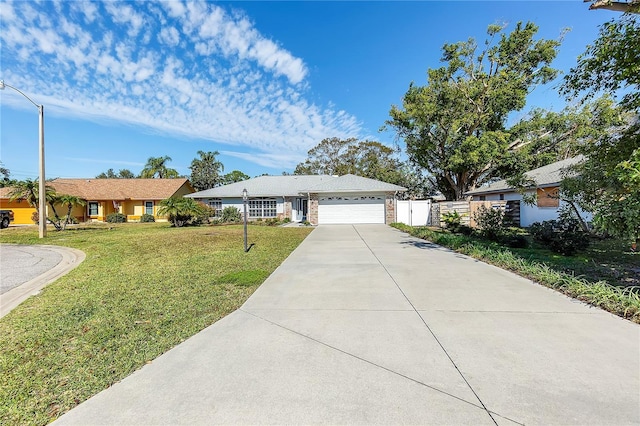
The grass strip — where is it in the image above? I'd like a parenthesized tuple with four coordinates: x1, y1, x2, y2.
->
(0, 223, 312, 425)
(391, 223, 640, 323)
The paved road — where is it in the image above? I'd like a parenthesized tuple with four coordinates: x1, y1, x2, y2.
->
(54, 225, 639, 425)
(0, 244, 85, 318)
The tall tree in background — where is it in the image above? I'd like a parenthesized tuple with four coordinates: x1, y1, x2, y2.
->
(220, 170, 250, 185)
(294, 137, 433, 198)
(189, 151, 224, 191)
(96, 168, 136, 179)
(386, 22, 561, 200)
(561, 13, 640, 244)
(140, 156, 180, 179)
(294, 137, 404, 180)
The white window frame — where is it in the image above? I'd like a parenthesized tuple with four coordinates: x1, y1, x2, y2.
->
(88, 201, 99, 216)
(248, 198, 277, 218)
(207, 199, 222, 217)
(144, 201, 154, 216)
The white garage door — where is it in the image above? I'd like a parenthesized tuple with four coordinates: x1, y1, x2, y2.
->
(318, 195, 385, 224)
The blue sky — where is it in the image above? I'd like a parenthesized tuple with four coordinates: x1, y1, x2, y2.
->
(0, 1, 619, 181)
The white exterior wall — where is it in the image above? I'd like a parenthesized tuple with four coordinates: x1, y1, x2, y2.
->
(478, 190, 592, 227)
(198, 197, 285, 217)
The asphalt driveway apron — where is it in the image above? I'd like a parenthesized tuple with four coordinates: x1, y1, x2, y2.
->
(55, 225, 639, 425)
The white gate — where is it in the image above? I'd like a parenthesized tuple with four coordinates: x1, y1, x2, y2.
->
(396, 200, 431, 226)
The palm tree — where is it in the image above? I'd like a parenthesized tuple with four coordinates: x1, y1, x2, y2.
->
(140, 156, 180, 179)
(8, 178, 39, 207)
(8, 179, 57, 224)
(56, 194, 86, 230)
(158, 197, 204, 227)
(189, 150, 224, 191)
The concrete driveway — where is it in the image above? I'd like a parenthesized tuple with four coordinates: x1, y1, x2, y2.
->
(55, 225, 639, 425)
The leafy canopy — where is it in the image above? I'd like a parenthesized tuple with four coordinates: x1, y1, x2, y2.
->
(386, 22, 561, 200)
(294, 137, 433, 198)
(561, 13, 640, 242)
(220, 170, 250, 186)
(189, 151, 224, 192)
(96, 169, 135, 179)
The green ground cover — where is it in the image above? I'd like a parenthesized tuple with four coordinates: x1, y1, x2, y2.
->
(0, 223, 312, 425)
(391, 223, 640, 323)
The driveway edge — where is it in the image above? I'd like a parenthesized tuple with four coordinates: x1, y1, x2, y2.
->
(0, 244, 86, 318)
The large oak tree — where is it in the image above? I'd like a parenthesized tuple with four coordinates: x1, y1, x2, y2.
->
(386, 22, 561, 200)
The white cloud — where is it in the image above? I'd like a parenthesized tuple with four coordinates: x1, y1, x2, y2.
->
(158, 26, 180, 47)
(104, 2, 145, 38)
(0, 1, 361, 170)
(221, 151, 304, 170)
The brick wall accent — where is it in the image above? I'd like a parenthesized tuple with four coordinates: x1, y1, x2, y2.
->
(385, 193, 396, 224)
(309, 193, 318, 225)
(283, 197, 293, 221)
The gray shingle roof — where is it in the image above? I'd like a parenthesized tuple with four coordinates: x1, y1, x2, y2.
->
(186, 175, 333, 198)
(186, 174, 406, 198)
(306, 174, 406, 193)
(466, 156, 584, 196)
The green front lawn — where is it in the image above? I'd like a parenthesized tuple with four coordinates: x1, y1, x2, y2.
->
(0, 223, 312, 425)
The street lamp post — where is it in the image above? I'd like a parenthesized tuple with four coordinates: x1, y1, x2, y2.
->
(0, 80, 46, 238)
(242, 188, 248, 252)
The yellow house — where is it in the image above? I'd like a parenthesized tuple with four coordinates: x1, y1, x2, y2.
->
(0, 178, 194, 225)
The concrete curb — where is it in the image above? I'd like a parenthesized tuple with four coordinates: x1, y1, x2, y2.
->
(0, 245, 86, 318)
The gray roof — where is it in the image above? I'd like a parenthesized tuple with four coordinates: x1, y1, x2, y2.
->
(466, 156, 584, 196)
(306, 174, 406, 193)
(187, 174, 406, 198)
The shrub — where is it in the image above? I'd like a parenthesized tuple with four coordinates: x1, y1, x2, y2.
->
(221, 206, 242, 223)
(529, 218, 590, 256)
(441, 211, 461, 229)
(441, 211, 473, 234)
(158, 197, 206, 227)
(474, 205, 507, 241)
(31, 211, 39, 224)
(140, 214, 155, 223)
(106, 213, 127, 223)
(283, 217, 291, 223)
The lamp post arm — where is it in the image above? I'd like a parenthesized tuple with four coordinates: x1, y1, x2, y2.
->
(0, 81, 42, 109)
(0, 79, 47, 238)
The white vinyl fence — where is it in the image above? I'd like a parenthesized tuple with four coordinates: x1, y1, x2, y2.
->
(396, 200, 431, 226)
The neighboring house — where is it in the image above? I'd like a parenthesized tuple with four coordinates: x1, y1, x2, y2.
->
(465, 156, 591, 227)
(186, 174, 406, 225)
(0, 178, 194, 224)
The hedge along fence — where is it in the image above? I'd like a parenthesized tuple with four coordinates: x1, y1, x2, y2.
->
(438, 200, 520, 228)
(391, 223, 640, 323)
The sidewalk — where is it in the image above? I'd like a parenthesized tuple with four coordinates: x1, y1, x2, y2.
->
(54, 225, 639, 425)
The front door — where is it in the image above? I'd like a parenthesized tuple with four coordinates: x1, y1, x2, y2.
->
(294, 198, 309, 222)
